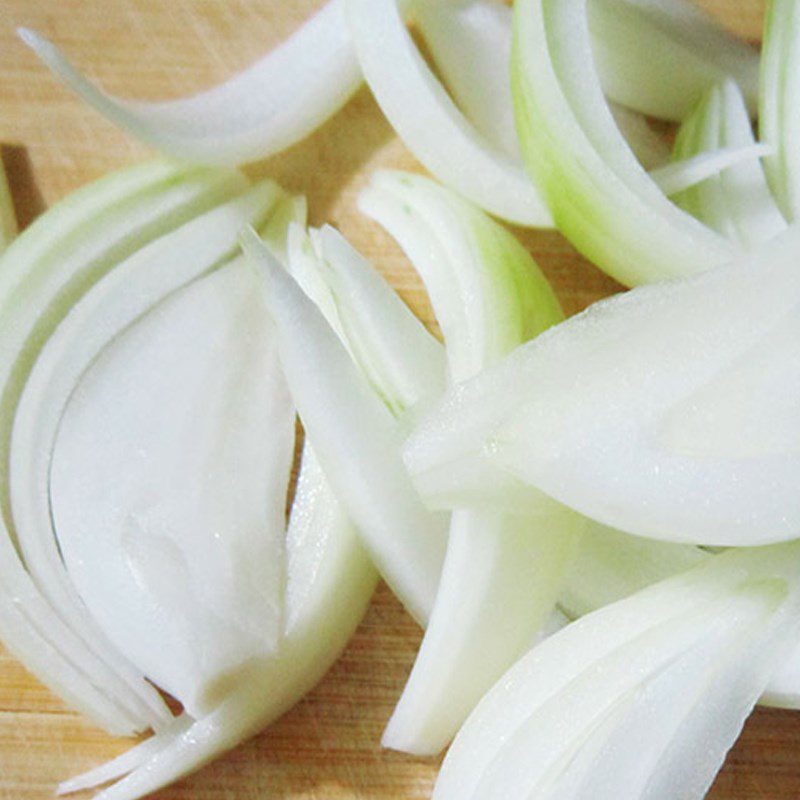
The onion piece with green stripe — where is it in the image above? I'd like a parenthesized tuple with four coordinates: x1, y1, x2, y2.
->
(674, 80, 786, 247)
(0, 160, 244, 735)
(18, 0, 361, 165)
(760, 0, 800, 221)
(511, 0, 737, 285)
(434, 542, 800, 800)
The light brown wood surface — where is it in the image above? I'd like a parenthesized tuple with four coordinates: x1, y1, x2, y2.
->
(0, 0, 798, 798)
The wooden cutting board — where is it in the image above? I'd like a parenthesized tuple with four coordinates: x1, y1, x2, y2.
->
(1, 0, 798, 797)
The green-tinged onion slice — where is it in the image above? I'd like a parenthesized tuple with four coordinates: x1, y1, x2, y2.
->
(512, 0, 736, 285)
(674, 80, 786, 247)
(760, 0, 800, 221)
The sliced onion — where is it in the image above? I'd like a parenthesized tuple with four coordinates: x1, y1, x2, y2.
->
(650, 143, 772, 198)
(0, 160, 243, 735)
(346, 0, 553, 227)
(760, 0, 800, 221)
(297, 224, 447, 417)
(434, 543, 800, 800)
(244, 229, 447, 625)
(674, 80, 786, 247)
(19, 0, 360, 165)
(59, 442, 377, 800)
(360, 170, 580, 754)
(511, 0, 736, 285)
(588, 0, 760, 121)
(407, 224, 800, 546)
(49, 259, 294, 717)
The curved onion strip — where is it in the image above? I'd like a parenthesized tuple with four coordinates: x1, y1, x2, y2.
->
(0, 159, 16, 253)
(434, 543, 800, 800)
(50, 260, 295, 717)
(560, 526, 800, 708)
(650, 143, 772, 198)
(588, 0, 760, 121)
(243, 230, 446, 625)
(674, 81, 786, 247)
(59, 443, 377, 800)
(417, 0, 754, 162)
(346, 0, 553, 227)
(11, 183, 284, 717)
(19, 0, 361, 165)
(511, 0, 736, 285)
(760, 0, 800, 221)
(0, 161, 243, 734)
(304, 224, 446, 417)
(416, 0, 521, 161)
(407, 224, 800, 546)
(360, 170, 579, 754)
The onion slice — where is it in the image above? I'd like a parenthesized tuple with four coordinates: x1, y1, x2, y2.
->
(49, 257, 294, 717)
(288, 224, 447, 417)
(346, 0, 553, 227)
(434, 542, 800, 800)
(406, 224, 800, 546)
(361, 171, 580, 754)
(760, 0, 800, 221)
(588, 0, 760, 121)
(19, 0, 361, 165)
(674, 80, 786, 247)
(0, 160, 243, 735)
(511, 0, 736, 285)
(244, 229, 447, 625)
(58, 443, 377, 800)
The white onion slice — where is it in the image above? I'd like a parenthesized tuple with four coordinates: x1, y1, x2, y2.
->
(361, 170, 579, 754)
(301, 224, 447, 417)
(559, 525, 709, 620)
(19, 0, 360, 165)
(675, 80, 786, 247)
(0, 161, 243, 735)
(512, 0, 736, 285)
(650, 144, 772, 198)
(435, 543, 800, 800)
(416, 0, 521, 161)
(347, 0, 553, 227)
(760, 0, 800, 221)
(588, 0, 760, 121)
(244, 229, 447, 625)
(59, 442, 377, 800)
(407, 224, 800, 546)
(10, 182, 284, 720)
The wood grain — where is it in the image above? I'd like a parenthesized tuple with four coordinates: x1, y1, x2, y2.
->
(0, 1, 794, 798)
